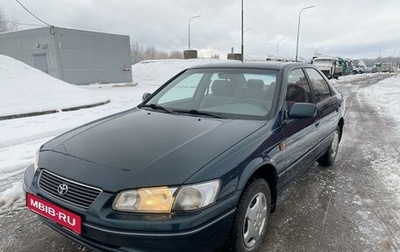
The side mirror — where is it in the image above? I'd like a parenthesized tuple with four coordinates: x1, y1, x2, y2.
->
(142, 92, 152, 102)
(288, 103, 317, 118)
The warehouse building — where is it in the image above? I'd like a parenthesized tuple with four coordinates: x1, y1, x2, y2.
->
(0, 26, 132, 84)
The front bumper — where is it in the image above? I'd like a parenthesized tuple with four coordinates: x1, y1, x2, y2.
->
(23, 165, 239, 252)
(39, 208, 235, 252)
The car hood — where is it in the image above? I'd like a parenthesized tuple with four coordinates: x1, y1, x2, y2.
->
(39, 109, 265, 192)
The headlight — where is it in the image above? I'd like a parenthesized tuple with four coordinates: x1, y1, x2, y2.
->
(173, 179, 220, 211)
(113, 180, 220, 213)
(113, 187, 177, 213)
(33, 150, 39, 171)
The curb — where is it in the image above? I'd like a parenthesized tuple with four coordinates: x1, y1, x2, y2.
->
(0, 100, 110, 121)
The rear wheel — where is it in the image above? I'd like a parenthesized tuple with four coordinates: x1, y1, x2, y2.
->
(318, 126, 341, 166)
(228, 179, 271, 252)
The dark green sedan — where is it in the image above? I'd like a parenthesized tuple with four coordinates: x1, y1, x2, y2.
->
(24, 61, 345, 252)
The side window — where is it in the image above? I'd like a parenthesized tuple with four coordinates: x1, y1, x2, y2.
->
(305, 68, 331, 102)
(286, 69, 312, 109)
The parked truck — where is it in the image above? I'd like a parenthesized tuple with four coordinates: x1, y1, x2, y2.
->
(380, 63, 393, 73)
(312, 57, 344, 79)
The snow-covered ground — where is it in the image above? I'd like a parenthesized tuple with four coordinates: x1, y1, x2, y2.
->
(356, 75, 400, 130)
(351, 74, 400, 203)
(0, 56, 399, 216)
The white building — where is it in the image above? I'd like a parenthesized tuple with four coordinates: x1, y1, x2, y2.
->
(0, 26, 132, 84)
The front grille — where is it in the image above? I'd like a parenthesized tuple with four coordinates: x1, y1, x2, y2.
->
(39, 169, 102, 208)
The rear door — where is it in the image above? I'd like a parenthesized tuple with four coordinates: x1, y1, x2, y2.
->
(304, 67, 340, 155)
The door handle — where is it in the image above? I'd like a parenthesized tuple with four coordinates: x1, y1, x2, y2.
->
(315, 120, 320, 127)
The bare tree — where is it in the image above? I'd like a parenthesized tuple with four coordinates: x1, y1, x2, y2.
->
(157, 50, 168, 59)
(169, 51, 183, 59)
(0, 10, 18, 32)
(144, 46, 157, 59)
(131, 42, 145, 64)
(131, 41, 184, 63)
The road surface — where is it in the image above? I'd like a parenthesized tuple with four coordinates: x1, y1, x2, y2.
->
(262, 74, 400, 252)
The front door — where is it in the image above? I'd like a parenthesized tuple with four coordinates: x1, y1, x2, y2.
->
(278, 68, 320, 190)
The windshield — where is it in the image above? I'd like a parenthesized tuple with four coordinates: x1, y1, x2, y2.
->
(142, 68, 278, 119)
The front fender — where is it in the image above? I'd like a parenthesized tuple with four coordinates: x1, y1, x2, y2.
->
(237, 157, 266, 190)
(237, 157, 276, 191)
(236, 157, 278, 212)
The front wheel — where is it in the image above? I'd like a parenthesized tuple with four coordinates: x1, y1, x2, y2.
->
(318, 126, 341, 166)
(228, 179, 271, 252)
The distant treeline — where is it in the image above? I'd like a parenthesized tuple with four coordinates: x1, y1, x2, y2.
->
(360, 56, 399, 67)
(0, 10, 19, 32)
(130, 42, 221, 64)
(130, 42, 183, 64)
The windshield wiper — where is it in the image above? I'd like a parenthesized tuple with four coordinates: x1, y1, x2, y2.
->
(180, 109, 225, 119)
(139, 104, 174, 114)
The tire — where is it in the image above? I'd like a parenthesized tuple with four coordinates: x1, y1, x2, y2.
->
(228, 179, 271, 252)
(318, 126, 341, 166)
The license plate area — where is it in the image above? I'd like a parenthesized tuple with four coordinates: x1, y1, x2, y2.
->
(26, 193, 82, 234)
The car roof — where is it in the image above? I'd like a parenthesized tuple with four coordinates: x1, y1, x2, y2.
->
(187, 61, 311, 71)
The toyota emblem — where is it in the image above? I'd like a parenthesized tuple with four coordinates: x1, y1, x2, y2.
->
(57, 183, 69, 195)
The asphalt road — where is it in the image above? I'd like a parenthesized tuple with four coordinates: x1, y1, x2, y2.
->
(1, 74, 399, 252)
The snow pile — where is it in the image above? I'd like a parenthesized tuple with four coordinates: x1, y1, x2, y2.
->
(330, 73, 382, 83)
(0, 56, 226, 118)
(132, 58, 226, 86)
(0, 183, 25, 215)
(358, 74, 400, 132)
(0, 54, 109, 117)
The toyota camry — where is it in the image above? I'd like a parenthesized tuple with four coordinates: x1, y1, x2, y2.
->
(24, 61, 345, 252)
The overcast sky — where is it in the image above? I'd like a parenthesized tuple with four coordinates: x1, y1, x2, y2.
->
(2, 0, 400, 60)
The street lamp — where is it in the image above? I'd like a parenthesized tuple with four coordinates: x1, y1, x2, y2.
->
(276, 38, 285, 55)
(295, 5, 315, 62)
(241, 0, 244, 62)
(188, 15, 201, 49)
